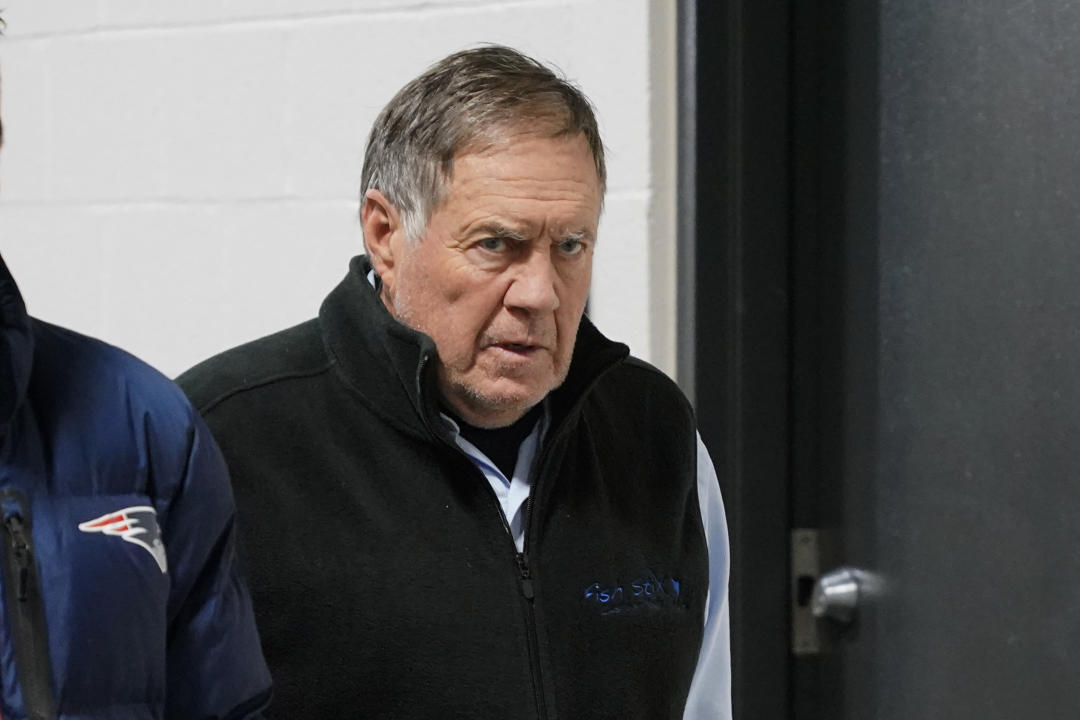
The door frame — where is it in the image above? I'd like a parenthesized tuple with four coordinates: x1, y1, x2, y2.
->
(676, 2, 794, 718)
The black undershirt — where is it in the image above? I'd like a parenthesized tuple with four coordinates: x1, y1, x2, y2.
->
(446, 404, 544, 479)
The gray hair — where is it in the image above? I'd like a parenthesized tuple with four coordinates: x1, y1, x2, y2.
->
(360, 45, 606, 244)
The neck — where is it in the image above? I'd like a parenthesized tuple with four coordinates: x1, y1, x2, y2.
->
(445, 403, 544, 479)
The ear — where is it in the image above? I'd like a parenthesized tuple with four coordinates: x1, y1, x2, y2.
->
(361, 188, 407, 297)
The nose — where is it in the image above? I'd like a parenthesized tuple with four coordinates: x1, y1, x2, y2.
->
(504, 248, 560, 314)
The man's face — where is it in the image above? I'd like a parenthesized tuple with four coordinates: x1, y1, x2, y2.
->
(379, 130, 602, 428)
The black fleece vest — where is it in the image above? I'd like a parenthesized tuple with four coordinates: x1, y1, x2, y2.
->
(179, 256, 709, 719)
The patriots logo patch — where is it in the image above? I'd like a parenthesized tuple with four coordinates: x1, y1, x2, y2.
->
(79, 506, 168, 574)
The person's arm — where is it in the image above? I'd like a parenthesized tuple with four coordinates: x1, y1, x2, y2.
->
(161, 413, 272, 719)
(683, 432, 733, 720)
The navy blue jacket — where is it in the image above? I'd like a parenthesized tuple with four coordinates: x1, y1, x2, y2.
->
(0, 254, 271, 719)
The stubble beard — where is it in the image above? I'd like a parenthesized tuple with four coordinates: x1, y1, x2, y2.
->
(386, 285, 577, 427)
(440, 355, 567, 428)
(384, 285, 532, 425)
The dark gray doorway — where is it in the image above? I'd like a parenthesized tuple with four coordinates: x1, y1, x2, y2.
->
(680, 2, 1080, 718)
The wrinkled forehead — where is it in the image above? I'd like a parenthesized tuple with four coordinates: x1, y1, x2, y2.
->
(444, 122, 605, 205)
(430, 133, 603, 249)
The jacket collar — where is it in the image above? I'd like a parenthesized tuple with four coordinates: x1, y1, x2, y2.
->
(318, 255, 629, 441)
(0, 254, 34, 444)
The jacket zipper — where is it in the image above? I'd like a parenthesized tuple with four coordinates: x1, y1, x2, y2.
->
(1, 491, 58, 720)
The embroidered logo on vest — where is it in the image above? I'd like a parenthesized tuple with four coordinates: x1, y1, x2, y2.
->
(79, 506, 168, 574)
(583, 571, 684, 615)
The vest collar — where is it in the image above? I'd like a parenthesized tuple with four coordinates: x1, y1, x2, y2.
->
(318, 255, 629, 441)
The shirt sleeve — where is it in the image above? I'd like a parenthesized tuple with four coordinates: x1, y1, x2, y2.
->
(683, 432, 733, 720)
(161, 414, 273, 719)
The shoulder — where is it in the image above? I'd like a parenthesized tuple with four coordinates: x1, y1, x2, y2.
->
(31, 318, 197, 431)
(177, 319, 331, 415)
(591, 355, 696, 426)
(578, 355, 698, 466)
(26, 320, 212, 495)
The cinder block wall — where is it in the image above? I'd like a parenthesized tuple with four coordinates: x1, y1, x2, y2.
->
(0, 0, 676, 378)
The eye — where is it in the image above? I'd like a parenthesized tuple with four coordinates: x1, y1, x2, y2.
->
(478, 236, 508, 252)
(557, 238, 586, 256)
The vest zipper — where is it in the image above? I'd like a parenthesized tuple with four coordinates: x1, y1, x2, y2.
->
(515, 552, 535, 600)
(1, 491, 58, 720)
(418, 347, 552, 717)
(484, 475, 548, 719)
(419, 348, 624, 720)
(515, 550, 547, 719)
(460, 409, 597, 720)
(511, 399, 602, 720)
(436, 440, 550, 719)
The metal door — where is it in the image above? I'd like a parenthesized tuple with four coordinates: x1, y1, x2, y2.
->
(800, 2, 1080, 718)
(680, 1, 1080, 718)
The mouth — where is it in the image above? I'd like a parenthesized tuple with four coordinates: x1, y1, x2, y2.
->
(492, 342, 539, 354)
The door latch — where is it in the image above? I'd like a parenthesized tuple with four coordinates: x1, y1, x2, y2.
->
(792, 528, 886, 655)
(790, 528, 836, 656)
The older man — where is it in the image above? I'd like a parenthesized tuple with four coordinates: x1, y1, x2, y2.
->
(179, 46, 730, 718)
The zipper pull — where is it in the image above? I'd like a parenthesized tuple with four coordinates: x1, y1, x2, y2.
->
(516, 552, 535, 600)
(6, 515, 32, 601)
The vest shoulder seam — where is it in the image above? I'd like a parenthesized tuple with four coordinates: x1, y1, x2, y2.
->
(196, 359, 336, 416)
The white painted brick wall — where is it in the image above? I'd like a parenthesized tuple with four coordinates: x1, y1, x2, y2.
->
(0, 0, 676, 378)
